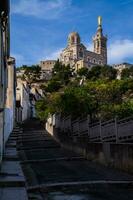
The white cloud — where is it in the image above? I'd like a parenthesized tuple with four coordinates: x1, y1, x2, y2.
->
(11, 53, 25, 66)
(108, 39, 133, 64)
(87, 40, 133, 65)
(11, 0, 71, 19)
(87, 43, 93, 51)
(40, 48, 63, 61)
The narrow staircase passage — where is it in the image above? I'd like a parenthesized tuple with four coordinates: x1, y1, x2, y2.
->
(18, 119, 133, 200)
(0, 126, 28, 200)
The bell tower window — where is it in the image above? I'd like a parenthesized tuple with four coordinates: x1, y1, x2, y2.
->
(79, 51, 83, 58)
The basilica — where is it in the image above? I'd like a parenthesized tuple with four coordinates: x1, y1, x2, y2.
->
(60, 17, 107, 71)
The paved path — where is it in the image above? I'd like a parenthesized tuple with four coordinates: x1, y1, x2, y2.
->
(18, 119, 133, 200)
(0, 126, 28, 200)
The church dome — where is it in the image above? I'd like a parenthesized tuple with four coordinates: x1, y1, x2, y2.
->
(68, 32, 81, 45)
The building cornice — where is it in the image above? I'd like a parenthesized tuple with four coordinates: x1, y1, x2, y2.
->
(0, 0, 9, 16)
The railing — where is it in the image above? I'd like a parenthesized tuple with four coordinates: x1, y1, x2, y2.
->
(48, 114, 133, 143)
(117, 117, 133, 142)
(89, 121, 101, 141)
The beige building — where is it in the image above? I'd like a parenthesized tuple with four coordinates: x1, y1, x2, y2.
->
(60, 17, 107, 71)
(40, 60, 56, 80)
(16, 60, 57, 81)
(40, 60, 56, 71)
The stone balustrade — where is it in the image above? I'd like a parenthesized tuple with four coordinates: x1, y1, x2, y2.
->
(47, 114, 133, 143)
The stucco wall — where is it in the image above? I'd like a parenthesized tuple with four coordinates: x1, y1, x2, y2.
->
(4, 108, 14, 145)
(0, 112, 4, 162)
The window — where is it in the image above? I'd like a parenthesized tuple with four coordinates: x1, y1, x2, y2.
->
(79, 51, 83, 58)
(72, 36, 75, 44)
(97, 41, 99, 48)
(99, 60, 102, 65)
(101, 41, 106, 48)
(93, 59, 96, 63)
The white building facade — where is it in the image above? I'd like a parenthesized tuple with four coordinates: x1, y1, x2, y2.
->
(16, 80, 44, 122)
(16, 79, 31, 122)
(0, 0, 16, 163)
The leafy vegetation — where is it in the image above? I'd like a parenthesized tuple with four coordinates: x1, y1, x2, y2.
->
(17, 65, 41, 83)
(52, 60, 73, 85)
(77, 67, 88, 76)
(121, 66, 133, 79)
(34, 62, 133, 121)
(86, 65, 117, 80)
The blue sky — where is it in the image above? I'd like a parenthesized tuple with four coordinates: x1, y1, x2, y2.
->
(11, 0, 133, 67)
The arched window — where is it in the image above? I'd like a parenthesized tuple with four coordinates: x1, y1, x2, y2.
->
(79, 51, 83, 58)
(72, 36, 75, 44)
(97, 41, 99, 48)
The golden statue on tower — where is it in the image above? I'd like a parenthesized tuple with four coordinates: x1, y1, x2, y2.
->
(98, 16, 102, 26)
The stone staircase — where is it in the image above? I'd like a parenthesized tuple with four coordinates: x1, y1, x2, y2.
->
(0, 125, 28, 200)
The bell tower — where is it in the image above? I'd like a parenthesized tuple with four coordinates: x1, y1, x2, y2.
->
(93, 16, 107, 64)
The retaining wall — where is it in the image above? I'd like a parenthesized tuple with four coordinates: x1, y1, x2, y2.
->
(46, 122, 133, 173)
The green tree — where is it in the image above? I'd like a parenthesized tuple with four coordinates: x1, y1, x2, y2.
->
(21, 65, 41, 83)
(87, 65, 102, 80)
(87, 65, 117, 80)
(45, 80, 62, 93)
(77, 67, 88, 77)
(35, 99, 48, 120)
(121, 66, 133, 79)
(100, 65, 117, 80)
(52, 60, 72, 85)
(35, 63, 133, 122)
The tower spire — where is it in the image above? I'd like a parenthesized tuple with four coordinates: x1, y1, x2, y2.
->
(97, 16, 103, 34)
(93, 16, 107, 64)
(98, 16, 102, 27)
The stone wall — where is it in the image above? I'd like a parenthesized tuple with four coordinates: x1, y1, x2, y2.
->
(46, 122, 133, 173)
